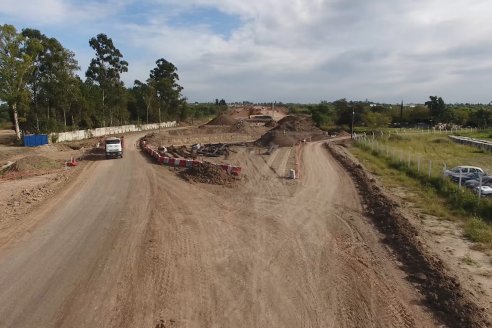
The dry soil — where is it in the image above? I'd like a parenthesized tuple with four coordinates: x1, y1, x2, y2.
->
(0, 133, 445, 328)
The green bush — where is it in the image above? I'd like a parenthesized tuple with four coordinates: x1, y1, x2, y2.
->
(464, 218, 492, 244)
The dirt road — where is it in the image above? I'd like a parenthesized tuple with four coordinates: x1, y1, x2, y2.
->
(0, 135, 439, 327)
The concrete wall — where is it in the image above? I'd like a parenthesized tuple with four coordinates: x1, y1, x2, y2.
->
(449, 135, 492, 152)
(51, 121, 177, 143)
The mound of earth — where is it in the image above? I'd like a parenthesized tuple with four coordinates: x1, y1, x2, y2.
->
(256, 115, 325, 147)
(275, 115, 321, 132)
(7, 156, 60, 173)
(179, 162, 236, 185)
(257, 132, 298, 147)
(206, 113, 237, 126)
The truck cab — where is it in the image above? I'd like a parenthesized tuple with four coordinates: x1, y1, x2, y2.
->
(105, 137, 123, 159)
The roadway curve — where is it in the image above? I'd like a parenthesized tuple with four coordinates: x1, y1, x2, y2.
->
(0, 135, 439, 327)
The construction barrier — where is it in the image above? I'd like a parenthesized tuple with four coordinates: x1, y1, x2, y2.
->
(139, 138, 241, 175)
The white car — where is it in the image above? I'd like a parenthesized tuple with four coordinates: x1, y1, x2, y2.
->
(443, 166, 484, 180)
(475, 185, 492, 196)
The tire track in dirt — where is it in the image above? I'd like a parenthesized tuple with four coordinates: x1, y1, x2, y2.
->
(0, 136, 444, 327)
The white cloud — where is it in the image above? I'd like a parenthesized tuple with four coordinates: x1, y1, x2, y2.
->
(0, 0, 112, 24)
(2, 0, 492, 103)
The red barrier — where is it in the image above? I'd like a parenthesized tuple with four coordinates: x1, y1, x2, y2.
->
(139, 138, 241, 175)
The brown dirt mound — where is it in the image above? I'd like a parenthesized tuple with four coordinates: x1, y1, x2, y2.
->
(256, 115, 326, 147)
(179, 162, 237, 185)
(10, 156, 61, 173)
(325, 143, 490, 328)
(257, 132, 298, 147)
(206, 113, 237, 126)
(275, 115, 320, 132)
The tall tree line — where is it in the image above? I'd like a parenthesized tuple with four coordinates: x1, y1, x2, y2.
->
(305, 97, 492, 130)
(0, 24, 186, 140)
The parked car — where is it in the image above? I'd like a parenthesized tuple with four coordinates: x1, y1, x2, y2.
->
(443, 166, 484, 182)
(464, 176, 492, 189)
(474, 185, 492, 196)
(450, 171, 483, 183)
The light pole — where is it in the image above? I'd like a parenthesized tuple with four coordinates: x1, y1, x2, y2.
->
(351, 107, 355, 139)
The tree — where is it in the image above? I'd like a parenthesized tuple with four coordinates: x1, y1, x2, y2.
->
(148, 58, 184, 122)
(86, 33, 128, 126)
(22, 29, 80, 132)
(407, 105, 430, 125)
(21, 28, 44, 131)
(362, 111, 391, 128)
(310, 102, 335, 128)
(425, 96, 450, 122)
(133, 80, 157, 124)
(0, 24, 32, 139)
(469, 108, 491, 128)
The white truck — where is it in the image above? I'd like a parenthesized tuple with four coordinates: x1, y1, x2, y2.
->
(105, 137, 124, 159)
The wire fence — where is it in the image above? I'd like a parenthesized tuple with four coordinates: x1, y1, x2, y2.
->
(354, 133, 492, 211)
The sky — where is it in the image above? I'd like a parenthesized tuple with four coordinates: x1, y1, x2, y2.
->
(1, 0, 492, 104)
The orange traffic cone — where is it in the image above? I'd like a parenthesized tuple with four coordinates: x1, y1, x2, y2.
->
(68, 156, 78, 167)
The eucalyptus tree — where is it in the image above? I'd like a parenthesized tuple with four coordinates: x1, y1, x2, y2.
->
(21, 28, 44, 131)
(148, 58, 184, 122)
(86, 33, 128, 126)
(0, 24, 32, 139)
(133, 79, 156, 124)
(22, 29, 79, 131)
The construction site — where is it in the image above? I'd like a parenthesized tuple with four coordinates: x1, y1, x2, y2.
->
(0, 105, 490, 328)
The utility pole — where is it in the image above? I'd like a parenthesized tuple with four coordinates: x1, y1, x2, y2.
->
(351, 106, 355, 139)
(400, 100, 403, 131)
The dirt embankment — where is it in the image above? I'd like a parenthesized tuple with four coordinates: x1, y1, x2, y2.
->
(326, 142, 490, 328)
(179, 162, 238, 186)
(256, 115, 328, 147)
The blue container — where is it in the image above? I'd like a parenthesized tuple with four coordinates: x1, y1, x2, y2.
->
(23, 134, 49, 147)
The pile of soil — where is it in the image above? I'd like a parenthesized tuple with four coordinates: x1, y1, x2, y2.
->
(325, 143, 489, 328)
(179, 162, 237, 185)
(256, 115, 325, 147)
(275, 115, 320, 132)
(206, 113, 237, 126)
(261, 133, 298, 147)
(9, 156, 60, 173)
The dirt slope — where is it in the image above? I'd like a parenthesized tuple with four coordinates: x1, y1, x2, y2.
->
(0, 136, 440, 327)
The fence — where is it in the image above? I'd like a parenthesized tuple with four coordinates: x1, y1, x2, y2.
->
(51, 121, 177, 143)
(354, 134, 492, 215)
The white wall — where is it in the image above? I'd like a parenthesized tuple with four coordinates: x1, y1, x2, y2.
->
(51, 121, 177, 143)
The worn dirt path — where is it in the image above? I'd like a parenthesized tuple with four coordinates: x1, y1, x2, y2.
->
(0, 137, 439, 327)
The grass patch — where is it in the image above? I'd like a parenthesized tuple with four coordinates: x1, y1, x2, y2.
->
(461, 254, 479, 267)
(464, 218, 492, 245)
(351, 132, 492, 248)
(431, 137, 451, 144)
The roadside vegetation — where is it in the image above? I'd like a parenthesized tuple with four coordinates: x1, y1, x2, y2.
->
(349, 132, 492, 248)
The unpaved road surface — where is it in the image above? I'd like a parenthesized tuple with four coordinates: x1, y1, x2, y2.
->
(0, 135, 439, 327)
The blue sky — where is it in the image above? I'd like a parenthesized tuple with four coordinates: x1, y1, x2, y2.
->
(1, 0, 492, 104)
